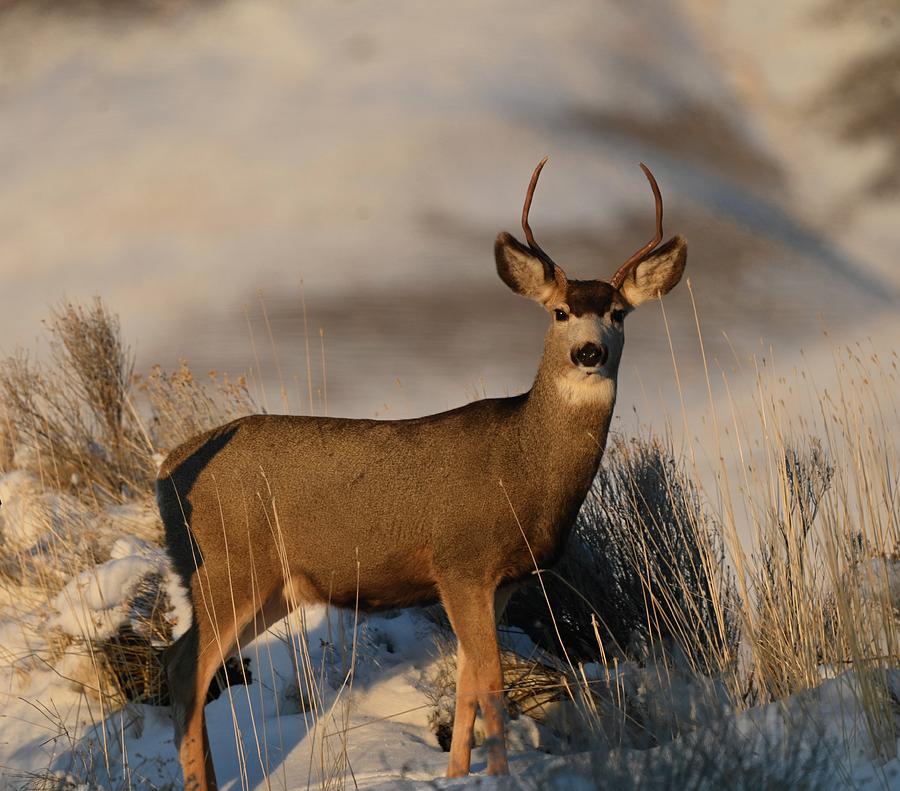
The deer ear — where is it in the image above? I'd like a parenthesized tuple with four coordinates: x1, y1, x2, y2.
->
(495, 232, 566, 307)
(617, 235, 687, 307)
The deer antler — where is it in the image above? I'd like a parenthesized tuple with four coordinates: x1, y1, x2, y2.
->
(522, 156, 567, 291)
(609, 163, 663, 289)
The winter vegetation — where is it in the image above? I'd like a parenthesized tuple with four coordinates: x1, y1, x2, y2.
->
(0, 300, 897, 789)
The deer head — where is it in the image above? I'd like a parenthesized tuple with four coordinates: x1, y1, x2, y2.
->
(495, 157, 687, 403)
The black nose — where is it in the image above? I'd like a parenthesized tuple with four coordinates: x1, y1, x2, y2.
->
(572, 342, 608, 368)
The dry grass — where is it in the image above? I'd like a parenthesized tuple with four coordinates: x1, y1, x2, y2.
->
(0, 298, 254, 505)
(136, 362, 256, 453)
(0, 298, 256, 717)
(424, 628, 570, 754)
(712, 339, 900, 755)
(0, 300, 149, 502)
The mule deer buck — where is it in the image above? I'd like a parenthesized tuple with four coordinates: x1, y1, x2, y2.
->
(158, 158, 686, 789)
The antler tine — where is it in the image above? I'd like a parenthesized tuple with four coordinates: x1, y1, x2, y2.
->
(609, 163, 664, 288)
(521, 156, 556, 269)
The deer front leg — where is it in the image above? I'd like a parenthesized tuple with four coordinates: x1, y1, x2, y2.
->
(446, 642, 478, 777)
(440, 582, 510, 777)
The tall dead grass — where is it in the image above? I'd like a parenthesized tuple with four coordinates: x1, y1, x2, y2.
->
(494, 322, 899, 775)
(0, 299, 256, 710)
(507, 434, 739, 675)
(0, 298, 254, 504)
(712, 339, 900, 756)
(0, 299, 363, 790)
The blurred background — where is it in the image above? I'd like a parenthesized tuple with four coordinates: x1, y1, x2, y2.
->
(1, 0, 897, 431)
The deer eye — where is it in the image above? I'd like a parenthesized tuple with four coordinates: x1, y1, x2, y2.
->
(554, 309, 569, 322)
(611, 309, 626, 324)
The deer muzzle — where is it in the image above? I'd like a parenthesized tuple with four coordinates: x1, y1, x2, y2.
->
(572, 342, 608, 369)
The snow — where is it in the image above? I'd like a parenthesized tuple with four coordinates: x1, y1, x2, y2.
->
(107, 535, 194, 642)
(64, 661, 900, 790)
(49, 555, 162, 640)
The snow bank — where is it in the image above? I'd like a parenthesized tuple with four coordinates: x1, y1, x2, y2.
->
(46, 534, 191, 644)
(51, 554, 161, 642)
(0, 467, 190, 649)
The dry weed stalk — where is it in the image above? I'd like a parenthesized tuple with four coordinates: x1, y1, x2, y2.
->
(134, 362, 254, 455)
(0, 300, 149, 501)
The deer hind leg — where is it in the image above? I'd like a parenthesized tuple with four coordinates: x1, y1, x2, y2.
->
(494, 585, 515, 624)
(232, 575, 305, 680)
(172, 572, 304, 791)
(167, 616, 226, 791)
(169, 569, 272, 791)
(440, 582, 510, 778)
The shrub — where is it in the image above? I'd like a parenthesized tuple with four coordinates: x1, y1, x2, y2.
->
(0, 299, 255, 504)
(0, 300, 151, 501)
(507, 435, 739, 675)
(0, 298, 255, 710)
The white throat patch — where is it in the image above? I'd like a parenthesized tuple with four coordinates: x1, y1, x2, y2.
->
(555, 371, 617, 407)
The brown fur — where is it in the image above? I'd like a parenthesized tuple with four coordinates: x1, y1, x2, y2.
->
(561, 280, 628, 317)
(159, 225, 686, 788)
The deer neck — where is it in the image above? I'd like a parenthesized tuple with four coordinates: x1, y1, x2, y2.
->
(494, 357, 615, 563)
(514, 345, 618, 495)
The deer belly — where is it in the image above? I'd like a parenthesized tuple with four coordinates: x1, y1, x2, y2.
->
(295, 544, 440, 612)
